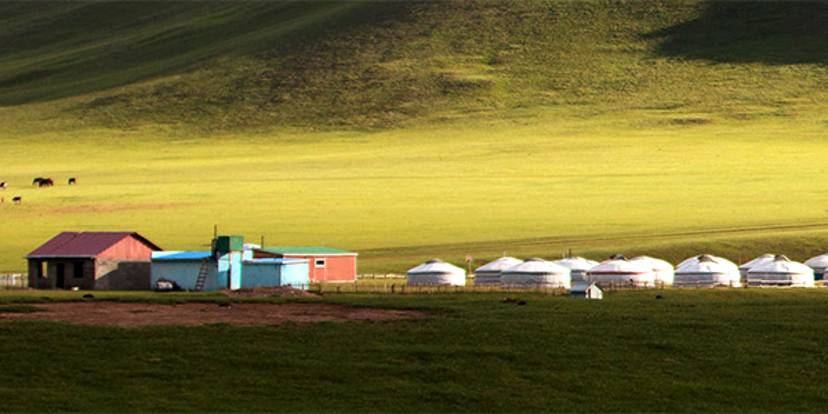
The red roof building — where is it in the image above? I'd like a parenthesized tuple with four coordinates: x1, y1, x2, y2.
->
(27, 232, 161, 290)
(253, 246, 357, 282)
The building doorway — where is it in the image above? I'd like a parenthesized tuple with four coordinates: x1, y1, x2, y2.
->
(56, 263, 65, 288)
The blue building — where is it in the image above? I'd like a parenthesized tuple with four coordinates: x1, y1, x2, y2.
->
(150, 236, 309, 291)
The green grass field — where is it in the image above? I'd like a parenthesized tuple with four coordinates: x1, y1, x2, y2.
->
(1, 289, 828, 412)
(0, 1, 827, 273)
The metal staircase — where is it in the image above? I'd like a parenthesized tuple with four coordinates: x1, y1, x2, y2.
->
(194, 258, 210, 291)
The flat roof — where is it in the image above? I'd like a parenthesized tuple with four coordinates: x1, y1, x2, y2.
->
(259, 246, 357, 256)
(244, 258, 308, 265)
(152, 251, 211, 262)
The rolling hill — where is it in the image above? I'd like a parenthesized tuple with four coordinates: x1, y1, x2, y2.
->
(1, 0, 826, 130)
(0, 1, 827, 272)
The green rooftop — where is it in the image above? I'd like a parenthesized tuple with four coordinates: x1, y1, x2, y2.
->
(260, 246, 356, 255)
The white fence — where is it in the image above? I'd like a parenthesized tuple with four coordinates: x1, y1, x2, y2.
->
(0, 273, 26, 289)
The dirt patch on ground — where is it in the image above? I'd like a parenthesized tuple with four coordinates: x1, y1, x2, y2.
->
(0, 302, 425, 327)
(222, 287, 319, 298)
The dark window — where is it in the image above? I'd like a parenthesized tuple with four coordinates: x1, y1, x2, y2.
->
(315, 258, 326, 268)
(74, 262, 84, 279)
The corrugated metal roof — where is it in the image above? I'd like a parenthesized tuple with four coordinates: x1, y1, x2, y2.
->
(152, 251, 212, 262)
(27, 232, 161, 258)
(260, 246, 356, 255)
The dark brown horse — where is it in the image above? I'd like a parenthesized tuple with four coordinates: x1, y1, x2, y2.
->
(0, 182, 6, 190)
(68, 177, 76, 185)
(12, 196, 21, 204)
(37, 178, 53, 188)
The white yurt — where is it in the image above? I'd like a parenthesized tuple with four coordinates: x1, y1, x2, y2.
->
(406, 259, 466, 286)
(674, 254, 742, 288)
(631, 256, 674, 286)
(804, 254, 828, 281)
(473, 257, 523, 285)
(586, 256, 655, 288)
(739, 254, 775, 279)
(677, 254, 738, 269)
(500, 258, 571, 289)
(746, 255, 815, 288)
(553, 256, 599, 283)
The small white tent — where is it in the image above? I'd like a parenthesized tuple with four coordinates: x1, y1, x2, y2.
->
(739, 254, 775, 279)
(501, 258, 571, 289)
(804, 254, 828, 280)
(586, 256, 655, 288)
(473, 257, 523, 285)
(407, 259, 466, 286)
(674, 254, 741, 288)
(631, 256, 674, 286)
(553, 256, 599, 283)
(747, 255, 815, 288)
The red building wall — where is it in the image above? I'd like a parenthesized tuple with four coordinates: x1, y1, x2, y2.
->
(284, 255, 356, 282)
(97, 236, 157, 261)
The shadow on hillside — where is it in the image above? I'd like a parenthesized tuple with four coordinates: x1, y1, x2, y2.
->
(646, 1, 828, 65)
(0, 1, 412, 106)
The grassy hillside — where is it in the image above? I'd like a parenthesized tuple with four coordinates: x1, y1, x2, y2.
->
(0, 1, 827, 272)
(2, 1, 827, 130)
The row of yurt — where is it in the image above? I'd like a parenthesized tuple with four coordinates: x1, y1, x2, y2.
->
(407, 252, 828, 288)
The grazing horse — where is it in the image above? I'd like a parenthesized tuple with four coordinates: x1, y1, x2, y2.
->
(12, 196, 21, 204)
(68, 177, 76, 185)
(0, 182, 6, 190)
(37, 178, 53, 188)
(32, 177, 44, 186)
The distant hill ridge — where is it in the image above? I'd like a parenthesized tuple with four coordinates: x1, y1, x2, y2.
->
(0, 0, 826, 130)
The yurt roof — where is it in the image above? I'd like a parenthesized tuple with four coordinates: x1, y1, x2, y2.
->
(407, 259, 466, 275)
(631, 256, 674, 272)
(748, 255, 813, 275)
(804, 254, 828, 269)
(503, 258, 569, 274)
(676, 254, 740, 274)
(474, 257, 523, 273)
(589, 258, 652, 275)
(677, 254, 737, 269)
(739, 253, 776, 270)
(554, 256, 600, 271)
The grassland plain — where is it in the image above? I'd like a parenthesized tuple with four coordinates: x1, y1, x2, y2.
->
(0, 1, 827, 272)
(1, 289, 828, 412)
